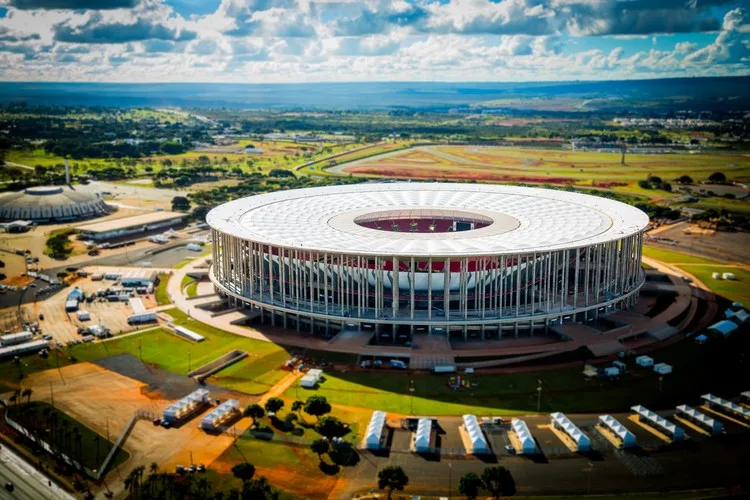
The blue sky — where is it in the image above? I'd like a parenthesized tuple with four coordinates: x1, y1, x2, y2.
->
(0, 0, 747, 82)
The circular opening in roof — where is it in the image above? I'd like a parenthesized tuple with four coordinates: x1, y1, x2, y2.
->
(25, 186, 64, 196)
(354, 208, 494, 234)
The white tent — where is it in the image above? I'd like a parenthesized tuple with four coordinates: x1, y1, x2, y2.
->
(300, 374, 318, 388)
(708, 320, 738, 336)
(364, 411, 387, 450)
(732, 309, 749, 323)
(653, 363, 672, 375)
(676, 405, 723, 435)
(307, 369, 323, 382)
(701, 394, 750, 420)
(598, 415, 636, 448)
(414, 418, 432, 453)
(550, 412, 591, 451)
(511, 418, 536, 454)
(462, 414, 488, 454)
(631, 405, 685, 441)
(635, 355, 654, 367)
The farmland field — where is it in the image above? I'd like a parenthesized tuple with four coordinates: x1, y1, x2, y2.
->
(331, 145, 750, 202)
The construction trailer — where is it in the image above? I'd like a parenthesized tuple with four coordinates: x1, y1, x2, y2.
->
(0, 339, 49, 360)
(550, 412, 591, 451)
(653, 363, 672, 375)
(200, 399, 240, 431)
(631, 405, 685, 441)
(462, 414, 489, 454)
(635, 355, 654, 367)
(163, 388, 210, 423)
(0, 331, 33, 347)
(598, 415, 636, 448)
(675, 405, 724, 435)
(364, 411, 387, 450)
(414, 418, 432, 453)
(701, 394, 750, 420)
(65, 300, 79, 312)
(511, 418, 537, 454)
(300, 368, 323, 388)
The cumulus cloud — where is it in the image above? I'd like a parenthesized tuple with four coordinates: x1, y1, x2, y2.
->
(0, 0, 747, 82)
(3, 0, 139, 9)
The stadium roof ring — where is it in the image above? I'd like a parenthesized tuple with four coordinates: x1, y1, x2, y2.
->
(208, 183, 649, 337)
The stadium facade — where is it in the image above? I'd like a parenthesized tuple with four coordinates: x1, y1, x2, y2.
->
(207, 183, 649, 338)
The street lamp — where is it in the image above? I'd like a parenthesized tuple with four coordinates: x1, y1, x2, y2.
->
(658, 375, 664, 393)
(447, 462, 452, 499)
(537, 379, 543, 411)
(409, 379, 415, 415)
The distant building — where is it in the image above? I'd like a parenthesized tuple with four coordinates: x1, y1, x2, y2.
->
(0, 186, 109, 223)
(76, 211, 185, 241)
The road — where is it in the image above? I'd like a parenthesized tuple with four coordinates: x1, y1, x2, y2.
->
(0, 445, 75, 500)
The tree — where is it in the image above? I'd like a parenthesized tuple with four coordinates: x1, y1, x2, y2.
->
(149, 462, 158, 475)
(243, 404, 265, 426)
(264, 397, 284, 415)
(231, 462, 255, 483)
(171, 196, 191, 211)
(661, 182, 672, 192)
(708, 172, 726, 183)
(315, 416, 346, 439)
(291, 400, 303, 415)
(481, 466, 516, 499)
(304, 395, 331, 421)
(22, 388, 32, 404)
(677, 175, 693, 184)
(458, 472, 483, 500)
(378, 466, 409, 499)
(311, 438, 330, 462)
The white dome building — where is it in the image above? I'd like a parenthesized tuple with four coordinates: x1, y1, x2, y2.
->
(0, 186, 108, 223)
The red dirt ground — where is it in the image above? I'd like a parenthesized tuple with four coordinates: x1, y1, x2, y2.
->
(346, 164, 575, 185)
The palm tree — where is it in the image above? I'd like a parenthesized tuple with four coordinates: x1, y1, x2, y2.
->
(149, 462, 158, 475)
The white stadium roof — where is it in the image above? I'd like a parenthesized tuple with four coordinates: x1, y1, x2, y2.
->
(207, 183, 649, 257)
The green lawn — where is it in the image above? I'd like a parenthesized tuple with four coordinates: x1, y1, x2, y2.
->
(642, 245, 719, 265)
(7, 401, 129, 472)
(209, 350, 290, 395)
(186, 281, 199, 298)
(678, 265, 750, 304)
(284, 332, 749, 416)
(180, 274, 194, 290)
(154, 273, 171, 305)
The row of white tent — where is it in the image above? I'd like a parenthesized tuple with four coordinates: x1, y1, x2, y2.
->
(631, 405, 685, 441)
(550, 412, 591, 451)
(511, 418, 537, 454)
(414, 418, 432, 453)
(163, 388, 210, 423)
(364, 411, 387, 450)
(598, 415, 636, 448)
(200, 399, 240, 431)
(701, 393, 750, 420)
(675, 405, 723, 435)
(463, 414, 488, 454)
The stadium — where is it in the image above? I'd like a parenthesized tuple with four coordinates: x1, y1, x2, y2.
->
(207, 183, 649, 340)
(0, 185, 109, 223)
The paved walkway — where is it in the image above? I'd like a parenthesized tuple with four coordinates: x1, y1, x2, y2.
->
(165, 255, 708, 362)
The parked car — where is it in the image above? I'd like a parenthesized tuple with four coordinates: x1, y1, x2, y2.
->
(504, 445, 516, 455)
(197, 464, 206, 473)
(152, 418, 161, 426)
(5, 482, 14, 492)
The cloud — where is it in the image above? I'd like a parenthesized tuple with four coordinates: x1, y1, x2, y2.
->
(4, 0, 139, 9)
(0, 24, 39, 41)
(684, 7, 750, 64)
(51, 0, 197, 43)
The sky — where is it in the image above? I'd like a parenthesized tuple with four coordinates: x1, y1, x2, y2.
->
(0, 0, 748, 83)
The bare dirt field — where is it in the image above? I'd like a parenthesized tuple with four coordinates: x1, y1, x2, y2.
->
(20, 359, 257, 498)
(646, 221, 749, 264)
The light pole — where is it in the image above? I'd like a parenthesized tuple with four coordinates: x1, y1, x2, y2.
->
(447, 462, 452, 499)
(537, 380, 542, 412)
(409, 379, 415, 415)
(658, 375, 664, 393)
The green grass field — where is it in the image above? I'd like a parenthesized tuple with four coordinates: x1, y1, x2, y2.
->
(209, 350, 290, 395)
(643, 245, 748, 303)
(154, 274, 171, 305)
(186, 281, 199, 298)
(7, 401, 129, 471)
(642, 246, 719, 265)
